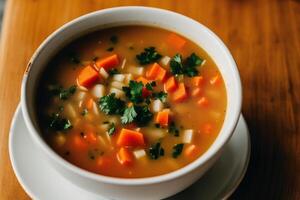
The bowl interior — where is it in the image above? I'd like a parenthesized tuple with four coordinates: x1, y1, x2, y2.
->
(22, 7, 241, 184)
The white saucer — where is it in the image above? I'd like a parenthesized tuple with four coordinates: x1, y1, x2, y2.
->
(9, 105, 250, 200)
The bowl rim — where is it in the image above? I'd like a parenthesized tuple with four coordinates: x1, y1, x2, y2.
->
(21, 6, 242, 185)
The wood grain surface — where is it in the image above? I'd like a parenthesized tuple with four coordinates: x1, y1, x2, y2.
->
(0, 0, 299, 199)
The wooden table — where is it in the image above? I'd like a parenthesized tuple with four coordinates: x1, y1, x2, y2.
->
(0, 0, 299, 199)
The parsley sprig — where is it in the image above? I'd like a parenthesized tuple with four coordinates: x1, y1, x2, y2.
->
(136, 47, 162, 65)
(170, 53, 203, 77)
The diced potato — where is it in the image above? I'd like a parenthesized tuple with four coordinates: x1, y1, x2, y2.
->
(183, 129, 194, 143)
(160, 56, 171, 66)
(133, 149, 146, 159)
(110, 87, 125, 99)
(124, 74, 133, 84)
(91, 84, 105, 98)
(54, 132, 66, 147)
(127, 66, 144, 75)
(111, 81, 125, 90)
(151, 99, 164, 113)
(99, 68, 109, 79)
(112, 74, 125, 82)
(64, 103, 77, 119)
(74, 91, 86, 102)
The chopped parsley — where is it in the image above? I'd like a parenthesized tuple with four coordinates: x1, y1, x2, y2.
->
(107, 122, 116, 136)
(168, 121, 180, 136)
(145, 81, 156, 91)
(98, 93, 125, 115)
(108, 68, 119, 76)
(48, 113, 72, 131)
(59, 85, 77, 100)
(110, 35, 118, 44)
(149, 142, 165, 160)
(122, 80, 144, 104)
(121, 106, 137, 124)
(170, 53, 203, 77)
(48, 85, 76, 100)
(132, 105, 153, 126)
(152, 91, 167, 102)
(136, 47, 162, 65)
(172, 143, 184, 158)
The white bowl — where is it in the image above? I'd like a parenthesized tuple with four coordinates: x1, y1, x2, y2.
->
(21, 6, 242, 200)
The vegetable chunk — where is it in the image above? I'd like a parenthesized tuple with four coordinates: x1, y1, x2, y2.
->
(117, 147, 134, 166)
(78, 65, 99, 88)
(167, 33, 187, 50)
(155, 109, 170, 127)
(117, 128, 145, 147)
(146, 63, 166, 81)
(95, 54, 119, 70)
(173, 83, 188, 102)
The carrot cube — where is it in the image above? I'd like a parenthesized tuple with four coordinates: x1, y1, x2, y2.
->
(95, 54, 119, 71)
(117, 147, 134, 166)
(117, 128, 145, 147)
(167, 33, 187, 50)
(78, 65, 99, 88)
(155, 109, 170, 127)
(146, 63, 166, 81)
(164, 76, 177, 92)
(192, 76, 204, 87)
(173, 83, 188, 102)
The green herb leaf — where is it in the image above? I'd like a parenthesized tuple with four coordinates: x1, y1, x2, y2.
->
(172, 143, 184, 158)
(170, 54, 184, 75)
(136, 47, 162, 65)
(98, 93, 125, 115)
(59, 85, 77, 100)
(170, 53, 203, 77)
(149, 142, 165, 160)
(110, 35, 118, 44)
(168, 121, 180, 136)
(122, 80, 144, 104)
(145, 81, 156, 91)
(48, 113, 72, 131)
(133, 105, 153, 126)
(152, 91, 167, 102)
(108, 68, 119, 76)
(121, 106, 137, 124)
(107, 122, 116, 136)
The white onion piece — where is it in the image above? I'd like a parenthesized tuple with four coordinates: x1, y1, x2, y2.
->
(120, 58, 127, 69)
(111, 81, 125, 90)
(183, 129, 194, 143)
(112, 74, 125, 82)
(133, 149, 146, 159)
(160, 56, 171, 66)
(91, 84, 105, 98)
(99, 67, 109, 79)
(124, 74, 133, 84)
(151, 99, 164, 113)
(127, 66, 144, 75)
(110, 88, 125, 99)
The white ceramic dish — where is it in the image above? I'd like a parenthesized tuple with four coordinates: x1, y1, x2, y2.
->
(20, 7, 242, 200)
(9, 105, 250, 200)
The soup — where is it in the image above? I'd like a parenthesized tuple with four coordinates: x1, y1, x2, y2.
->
(36, 26, 227, 178)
